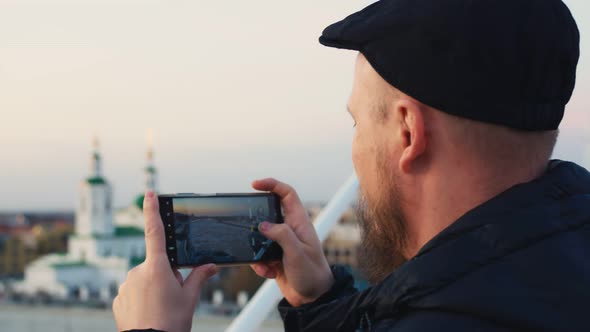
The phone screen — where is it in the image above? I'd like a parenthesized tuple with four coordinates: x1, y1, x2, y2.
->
(159, 194, 283, 266)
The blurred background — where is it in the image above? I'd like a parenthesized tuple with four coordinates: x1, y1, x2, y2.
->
(0, 0, 588, 331)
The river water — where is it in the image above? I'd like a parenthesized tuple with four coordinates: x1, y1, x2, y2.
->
(0, 303, 283, 332)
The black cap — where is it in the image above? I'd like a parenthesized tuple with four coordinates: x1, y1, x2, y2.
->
(320, 0, 580, 131)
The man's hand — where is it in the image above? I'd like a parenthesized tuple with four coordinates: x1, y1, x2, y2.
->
(250, 178, 334, 307)
(113, 191, 217, 332)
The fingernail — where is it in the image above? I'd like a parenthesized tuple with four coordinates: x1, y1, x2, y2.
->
(205, 264, 217, 276)
(259, 222, 271, 232)
(145, 191, 154, 199)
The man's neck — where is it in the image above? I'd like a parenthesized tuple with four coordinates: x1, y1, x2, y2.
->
(402, 159, 549, 258)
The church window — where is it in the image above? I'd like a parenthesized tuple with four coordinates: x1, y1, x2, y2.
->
(106, 193, 111, 211)
(110, 282, 118, 296)
(132, 246, 142, 258)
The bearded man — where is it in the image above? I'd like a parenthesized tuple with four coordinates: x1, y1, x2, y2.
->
(114, 0, 589, 331)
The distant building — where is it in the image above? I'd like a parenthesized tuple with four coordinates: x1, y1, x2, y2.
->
(0, 230, 37, 278)
(115, 142, 158, 229)
(323, 223, 360, 268)
(1, 217, 49, 277)
(14, 139, 156, 301)
(0, 213, 74, 278)
(306, 205, 361, 269)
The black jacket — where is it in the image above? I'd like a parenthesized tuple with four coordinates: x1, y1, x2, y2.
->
(278, 161, 590, 332)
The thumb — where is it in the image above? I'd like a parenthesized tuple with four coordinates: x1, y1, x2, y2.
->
(258, 222, 302, 257)
(184, 264, 217, 302)
(143, 191, 166, 260)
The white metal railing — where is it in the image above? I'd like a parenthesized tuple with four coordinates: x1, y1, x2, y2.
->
(225, 174, 359, 332)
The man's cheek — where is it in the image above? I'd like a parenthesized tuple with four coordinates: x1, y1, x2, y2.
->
(351, 137, 361, 171)
(352, 142, 372, 187)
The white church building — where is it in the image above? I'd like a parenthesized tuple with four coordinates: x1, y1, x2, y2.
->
(15, 140, 157, 301)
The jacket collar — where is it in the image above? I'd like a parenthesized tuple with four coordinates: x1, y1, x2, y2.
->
(418, 160, 590, 256)
(358, 160, 590, 319)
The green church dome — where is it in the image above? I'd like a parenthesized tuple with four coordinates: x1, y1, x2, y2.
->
(134, 194, 145, 210)
(86, 176, 107, 185)
(145, 165, 157, 174)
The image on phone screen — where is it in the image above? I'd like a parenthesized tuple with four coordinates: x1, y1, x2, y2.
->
(161, 194, 283, 266)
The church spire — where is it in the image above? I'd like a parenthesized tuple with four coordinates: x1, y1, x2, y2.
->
(76, 136, 113, 238)
(144, 129, 158, 192)
(90, 136, 102, 178)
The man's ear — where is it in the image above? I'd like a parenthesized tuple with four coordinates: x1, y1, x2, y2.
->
(395, 99, 426, 173)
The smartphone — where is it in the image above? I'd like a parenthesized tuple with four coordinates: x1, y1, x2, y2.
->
(158, 193, 283, 267)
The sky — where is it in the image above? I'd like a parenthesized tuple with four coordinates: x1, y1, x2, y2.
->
(173, 196, 270, 217)
(0, 0, 589, 211)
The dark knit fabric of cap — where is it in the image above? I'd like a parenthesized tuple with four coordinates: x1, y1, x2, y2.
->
(320, 0, 580, 131)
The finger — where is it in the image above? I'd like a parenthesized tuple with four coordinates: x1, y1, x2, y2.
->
(183, 264, 217, 303)
(143, 191, 166, 259)
(117, 282, 125, 295)
(112, 296, 119, 313)
(252, 178, 303, 215)
(250, 263, 278, 279)
(258, 222, 302, 256)
(174, 269, 184, 285)
(112, 297, 121, 329)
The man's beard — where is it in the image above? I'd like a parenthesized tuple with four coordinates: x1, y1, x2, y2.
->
(355, 178, 408, 284)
